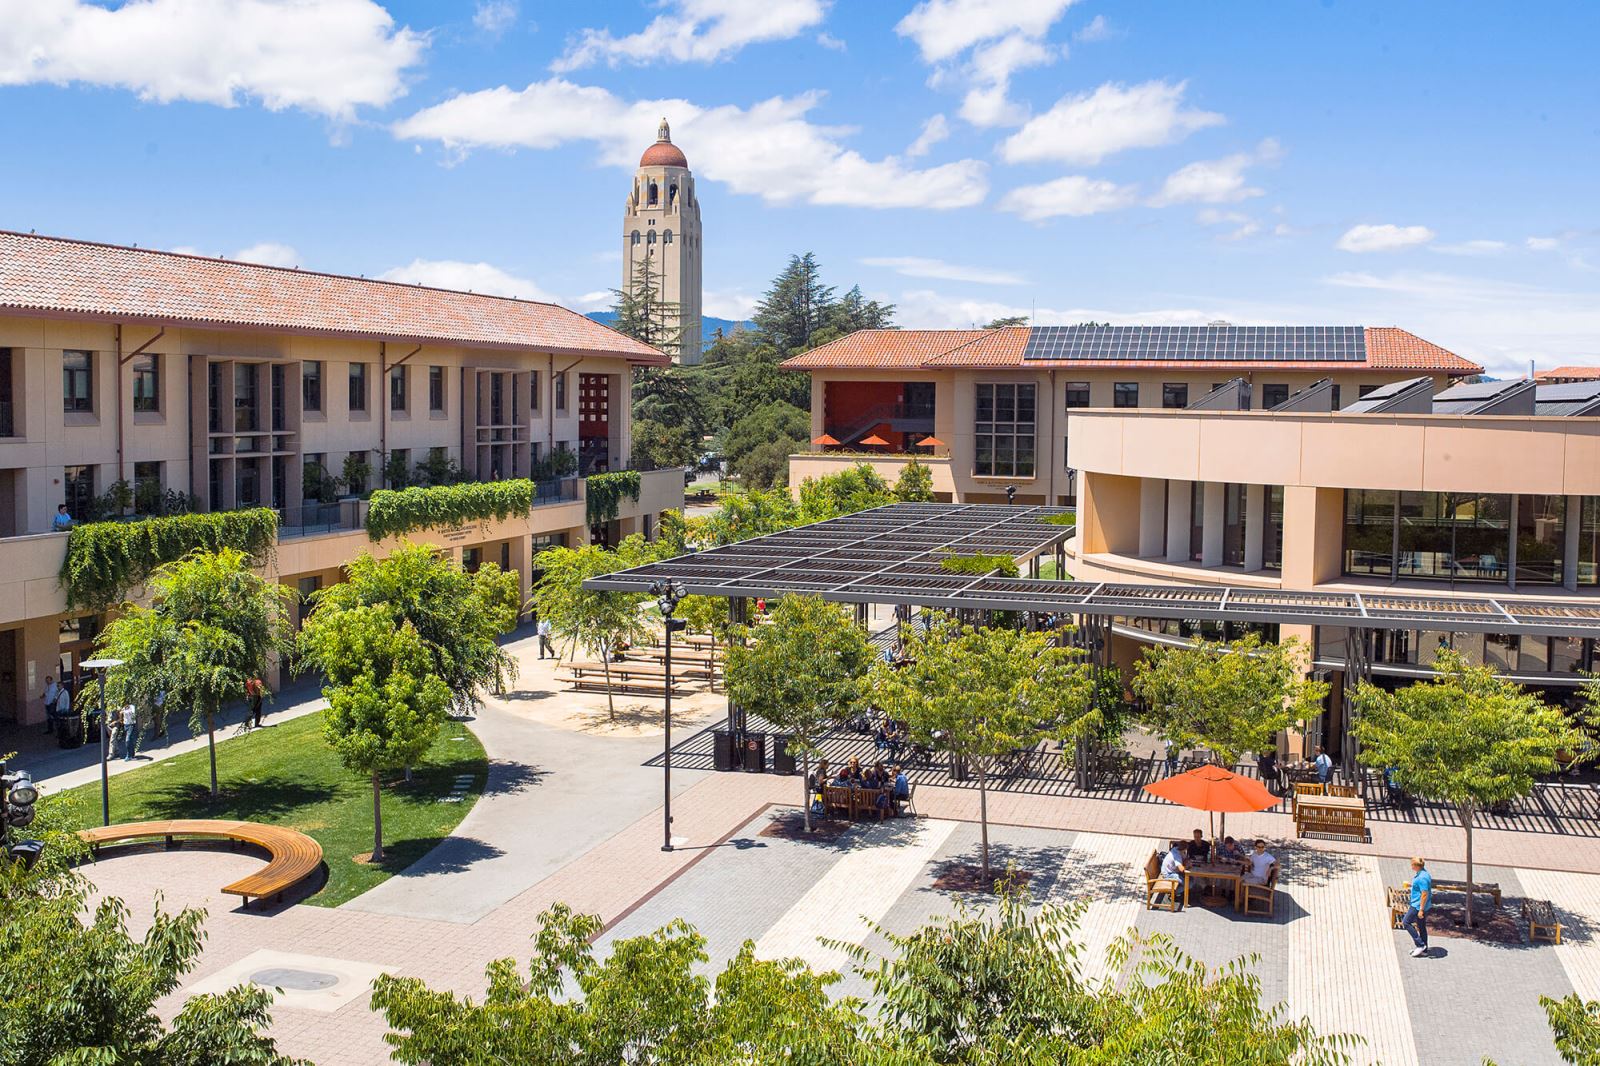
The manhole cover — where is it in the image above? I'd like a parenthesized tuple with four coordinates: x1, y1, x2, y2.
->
(250, 967, 340, 991)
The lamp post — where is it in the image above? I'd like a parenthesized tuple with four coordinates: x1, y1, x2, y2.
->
(80, 657, 124, 827)
(650, 578, 687, 852)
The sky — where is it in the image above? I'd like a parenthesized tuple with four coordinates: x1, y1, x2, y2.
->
(1, 0, 1597, 377)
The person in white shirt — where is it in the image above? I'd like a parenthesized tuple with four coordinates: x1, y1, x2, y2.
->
(41, 675, 59, 735)
(1243, 839, 1276, 885)
(1160, 840, 1187, 881)
(536, 618, 555, 660)
(120, 704, 139, 761)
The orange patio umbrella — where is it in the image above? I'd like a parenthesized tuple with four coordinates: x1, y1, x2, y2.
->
(916, 435, 945, 448)
(811, 433, 840, 446)
(859, 434, 891, 447)
(1143, 764, 1277, 841)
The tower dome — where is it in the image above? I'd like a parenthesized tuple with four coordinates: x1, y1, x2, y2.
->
(639, 117, 688, 168)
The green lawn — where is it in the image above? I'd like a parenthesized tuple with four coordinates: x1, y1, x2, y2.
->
(55, 711, 487, 907)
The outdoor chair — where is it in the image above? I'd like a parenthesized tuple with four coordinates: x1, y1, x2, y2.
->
(1144, 851, 1179, 912)
(1327, 783, 1358, 798)
(1241, 864, 1278, 917)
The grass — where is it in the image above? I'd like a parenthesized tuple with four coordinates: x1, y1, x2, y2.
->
(54, 711, 488, 907)
(1037, 560, 1073, 581)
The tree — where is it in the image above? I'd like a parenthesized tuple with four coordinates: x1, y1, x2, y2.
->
(308, 543, 520, 715)
(612, 249, 684, 357)
(300, 604, 452, 862)
(96, 548, 294, 798)
(726, 596, 873, 831)
(722, 401, 809, 484)
(753, 252, 836, 353)
(632, 418, 701, 473)
(1350, 649, 1592, 926)
(796, 462, 895, 523)
(893, 458, 935, 502)
(871, 617, 1093, 876)
(1542, 994, 1600, 1065)
(1130, 634, 1328, 765)
(533, 535, 656, 718)
(676, 594, 741, 692)
(820, 284, 895, 344)
(983, 315, 1029, 329)
(732, 440, 794, 490)
(697, 489, 799, 546)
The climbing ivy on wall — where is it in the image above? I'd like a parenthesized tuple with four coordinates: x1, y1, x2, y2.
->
(586, 471, 642, 525)
(366, 480, 544, 541)
(59, 508, 279, 611)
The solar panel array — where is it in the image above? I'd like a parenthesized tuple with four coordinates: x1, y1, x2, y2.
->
(1020, 325, 1367, 363)
(585, 502, 1600, 636)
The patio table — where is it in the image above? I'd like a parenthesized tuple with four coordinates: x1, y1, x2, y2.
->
(1184, 861, 1245, 909)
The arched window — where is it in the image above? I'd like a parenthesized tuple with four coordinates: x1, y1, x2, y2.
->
(646, 230, 656, 245)
(631, 230, 640, 246)
(668, 184, 678, 204)
(647, 182, 659, 205)
(663, 230, 674, 244)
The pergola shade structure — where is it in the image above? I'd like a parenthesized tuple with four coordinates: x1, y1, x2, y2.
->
(584, 503, 1600, 639)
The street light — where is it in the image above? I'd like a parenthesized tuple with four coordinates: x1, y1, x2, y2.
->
(1, 763, 43, 870)
(80, 657, 124, 827)
(649, 578, 687, 852)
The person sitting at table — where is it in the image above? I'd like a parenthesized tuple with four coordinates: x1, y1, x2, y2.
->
(1161, 840, 1188, 883)
(873, 722, 891, 754)
(1257, 748, 1280, 794)
(1215, 836, 1246, 863)
(843, 756, 864, 785)
(808, 759, 831, 797)
(1243, 839, 1276, 885)
(891, 765, 911, 816)
(1186, 828, 1211, 862)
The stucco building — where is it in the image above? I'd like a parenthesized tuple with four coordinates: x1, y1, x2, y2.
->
(0, 230, 683, 728)
(622, 119, 703, 365)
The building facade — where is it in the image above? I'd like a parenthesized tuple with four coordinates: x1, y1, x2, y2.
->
(784, 324, 1482, 504)
(622, 119, 702, 365)
(0, 231, 684, 727)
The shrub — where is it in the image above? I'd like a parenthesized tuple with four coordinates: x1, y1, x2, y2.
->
(586, 470, 642, 525)
(59, 508, 279, 611)
(938, 552, 1020, 577)
(366, 480, 544, 541)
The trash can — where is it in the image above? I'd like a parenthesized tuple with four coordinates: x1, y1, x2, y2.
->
(712, 729, 736, 772)
(771, 733, 796, 775)
(743, 732, 767, 773)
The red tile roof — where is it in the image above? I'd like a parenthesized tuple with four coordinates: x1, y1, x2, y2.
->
(0, 231, 667, 364)
(1536, 366, 1600, 382)
(783, 324, 1481, 375)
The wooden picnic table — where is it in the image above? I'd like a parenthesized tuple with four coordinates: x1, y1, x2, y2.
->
(1296, 793, 1367, 841)
(563, 660, 706, 681)
(1184, 861, 1245, 909)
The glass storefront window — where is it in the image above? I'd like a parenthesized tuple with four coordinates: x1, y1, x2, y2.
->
(1344, 489, 1395, 576)
(1580, 497, 1600, 586)
(1515, 494, 1566, 584)
(1223, 483, 1246, 566)
(1396, 492, 1510, 582)
(1262, 485, 1284, 571)
(1484, 633, 1518, 672)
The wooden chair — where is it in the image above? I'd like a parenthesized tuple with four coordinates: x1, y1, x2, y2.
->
(1291, 781, 1324, 816)
(1241, 863, 1279, 917)
(1144, 851, 1179, 912)
(1387, 886, 1410, 928)
(1524, 899, 1562, 944)
(1327, 783, 1358, 798)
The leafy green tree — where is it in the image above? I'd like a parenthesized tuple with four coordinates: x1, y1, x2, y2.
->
(826, 284, 896, 336)
(893, 458, 936, 502)
(1351, 649, 1593, 926)
(300, 604, 452, 862)
(677, 594, 741, 692)
(632, 418, 702, 472)
(342, 451, 372, 497)
(723, 401, 809, 485)
(983, 315, 1029, 329)
(697, 489, 800, 546)
(732, 439, 794, 490)
(383, 450, 412, 489)
(726, 596, 874, 831)
(797, 462, 895, 523)
(753, 252, 836, 353)
(1130, 634, 1328, 765)
(611, 249, 684, 357)
(97, 548, 294, 797)
(533, 535, 656, 718)
(1542, 994, 1600, 1065)
(633, 364, 712, 439)
(872, 618, 1093, 876)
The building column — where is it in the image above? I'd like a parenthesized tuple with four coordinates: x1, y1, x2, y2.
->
(1165, 480, 1191, 563)
(1138, 478, 1166, 558)
(1565, 495, 1582, 590)
(1201, 481, 1225, 567)
(511, 534, 534, 623)
(1244, 483, 1265, 571)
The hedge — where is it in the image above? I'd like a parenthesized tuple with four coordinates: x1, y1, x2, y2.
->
(366, 480, 544, 541)
(60, 508, 279, 611)
(938, 552, 1021, 578)
(586, 470, 642, 525)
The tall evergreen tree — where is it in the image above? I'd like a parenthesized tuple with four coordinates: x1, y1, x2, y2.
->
(753, 252, 836, 353)
(611, 250, 684, 357)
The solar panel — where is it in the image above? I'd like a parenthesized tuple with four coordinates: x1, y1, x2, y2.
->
(1020, 325, 1367, 363)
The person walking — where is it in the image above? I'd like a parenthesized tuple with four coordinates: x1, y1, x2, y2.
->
(1314, 745, 1333, 784)
(1402, 856, 1433, 958)
(41, 674, 59, 735)
(537, 617, 555, 660)
(246, 676, 266, 728)
(120, 703, 138, 761)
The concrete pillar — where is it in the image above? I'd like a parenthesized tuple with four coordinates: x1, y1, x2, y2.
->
(1564, 495, 1581, 590)
(1244, 483, 1265, 571)
(511, 534, 534, 622)
(1138, 478, 1166, 558)
(1201, 481, 1225, 567)
(1165, 480, 1191, 563)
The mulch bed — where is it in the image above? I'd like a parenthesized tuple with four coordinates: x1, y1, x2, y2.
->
(759, 813, 855, 842)
(932, 864, 1034, 894)
(1420, 901, 1525, 946)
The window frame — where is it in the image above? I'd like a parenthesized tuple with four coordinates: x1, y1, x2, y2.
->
(62, 350, 94, 413)
(131, 354, 161, 413)
(1063, 381, 1090, 409)
(389, 365, 408, 413)
(428, 365, 445, 413)
(348, 363, 368, 413)
(1161, 382, 1188, 409)
(1113, 382, 1139, 408)
(972, 381, 1037, 479)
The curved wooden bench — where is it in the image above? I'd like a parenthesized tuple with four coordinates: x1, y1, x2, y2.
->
(79, 818, 323, 908)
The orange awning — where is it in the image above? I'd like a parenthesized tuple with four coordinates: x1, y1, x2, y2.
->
(1143, 765, 1277, 814)
(859, 434, 890, 446)
(916, 436, 945, 448)
(811, 433, 840, 446)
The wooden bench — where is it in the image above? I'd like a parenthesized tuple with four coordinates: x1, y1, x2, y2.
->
(1423, 879, 1503, 909)
(559, 671, 691, 697)
(79, 818, 323, 908)
(1524, 898, 1562, 944)
(821, 785, 889, 821)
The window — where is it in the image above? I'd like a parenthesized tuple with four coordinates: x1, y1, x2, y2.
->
(1343, 489, 1396, 577)
(973, 382, 1036, 478)
(303, 361, 323, 412)
(1261, 384, 1290, 409)
(348, 363, 367, 412)
(631, 231, 641, 246)
(1330, 384, 1342, 410)
(555, 372, 567, 412)
(1161, 383, 1188, 409)
(1261, 486, 1285, 571)
(647, 230, 656, 245)
(1515, 494, 1566, 585)
(237, 458, 261, 506)
(429, 366, 445, 412)
(64, 464, 94, 521)
(208, 362, 222, 432)
(490, 373, 505, 424)
(1398, 492, 1511, 582)
(1064, 381, 1090, 408)
(1222, 483, 1247, 565)
(1358, 384, 1378, 398)
(132, 355, 160, 413)
(390, 365, 407, 412)
(234, 363, 259, 432)
(530, 370, 541, 411)
(1580, 497, 1600, 586)
(1113, 382, 1139, 408)
(62, 350, 93, 412)
(663, 230, 674, 244)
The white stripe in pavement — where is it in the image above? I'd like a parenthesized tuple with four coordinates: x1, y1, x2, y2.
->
(1286, 854, 1418, 1066)
(1045, 831, 1157, 985)
(1517, 868, 1600, 1000)
(754, 819, 958, 973)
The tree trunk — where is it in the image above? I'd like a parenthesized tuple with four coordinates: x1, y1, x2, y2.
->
(709, 634, 718, 693)
(802, 750, 812, 832)
(206, 710, 219, 798)
(371, 772, 386, 864)
(601, 642, 616, 720)
(977, 762, 991, 879)
(1461, 803, 1476, 928)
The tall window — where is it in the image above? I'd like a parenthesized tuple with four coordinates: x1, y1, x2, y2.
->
(490, 373, 505, 424)
(1113, 382, 1139, 408)
(530, 369, 541, 411)
(208, 362, 222, 432)
(1262, 485, 1285, 571)
(1064, 381, 1090, 408)
(271, 364, 286, 431)
(429, 366, 445, 412)
(1398, 492, 1511, 582)
(303, 361, 323, 412)
(973, 383, 1036, 478)
(64, 464, 94, 521)
(1161, 383, 1188, 409)
(555, 372, 567, 412)
(390, 365, 407, 412)
(234, 363, 259, 432)
(348, 363, 367, 412)
(1515, 494, 1566, 585)
(1261, 384, 1290, 409)
(62, 350, 93, 412)
(1222, 483, 1247, 565)
(1580, 497, 1600, 586)
(1343, 489, 1396, 576)
(132, 355, 160, 413)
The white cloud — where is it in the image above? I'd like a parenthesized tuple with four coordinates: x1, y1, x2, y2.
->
(1432, 239, 1507, 257)
(896, 0, 1077, 62)
(394, 80, 988, 209)
(1335, 223, 1435, 253)
(1072, 14, 1113, 42)
(0, 0, 425, 120)
(1000, 80, 1224, 165)
(998, 175, 1137, 221)
(860, 256, 1024, 285)
(473, 0, 517, 35)
(377, 259, 556, 301)
(703, 289, 759, 320)
(905, 113, 950, 158)
(575, 289, 614, 311)
(816, 31, 846, 51)
(552, 0, 827, 71)
(232, 241, 300, 267)
(1148, 138, 1279, 206)
(1527, 236, 1562, 251)
(957, 33, 1057, 127)
(894, 288, 1228, 330)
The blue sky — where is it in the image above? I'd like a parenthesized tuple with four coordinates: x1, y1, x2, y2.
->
(2, 0, 1597, 376)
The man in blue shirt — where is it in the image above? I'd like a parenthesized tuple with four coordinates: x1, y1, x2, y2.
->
(1403, 856, 1433, 957)
(1314, 746, 1333, 784)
